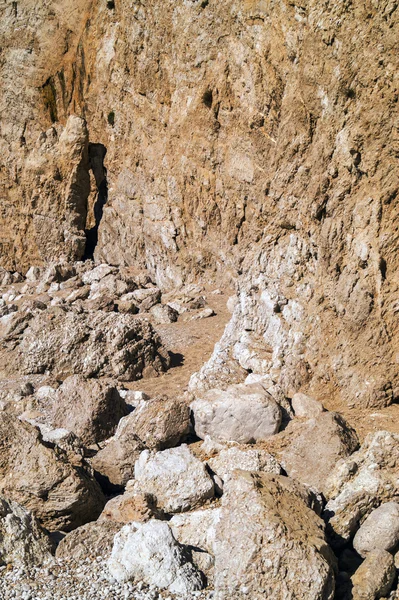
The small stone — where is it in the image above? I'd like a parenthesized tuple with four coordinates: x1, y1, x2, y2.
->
(149, 304, 178, 324)
(190, 308, 215, 320)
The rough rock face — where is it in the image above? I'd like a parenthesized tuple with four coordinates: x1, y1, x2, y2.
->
(48, 375, 129, 445)
(1, 0, 398, 411)
(119, 395, 190, 451)
(56, 521, 121, 561)
(191, 383, 281, 444)
(0, 413, 105, 531)
(213, 470, 336, 599)
(324, 431, 399, 546)
(134, 446, 215, 513)
(351, 549, 396, 600)
(277, 412, 359, 494)
(107, 520, 205, 593)
(0, 307, 170, 381)
(0, 496, 54, 567)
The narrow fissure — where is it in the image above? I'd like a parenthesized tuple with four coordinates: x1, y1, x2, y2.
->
(84, 143, 108, 260)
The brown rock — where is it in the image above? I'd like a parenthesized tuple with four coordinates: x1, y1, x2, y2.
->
(99, 483, 157, 524)
(214, 471, 336, 599)
(278, 412, 359, 494)
(0, 307, 170, 381)
(0, 413, 105, 531)
(48, 375, 129, 445)
(56, 521, 121, 561)
(351, 549, 396, 600)
(91, 436, 145, 488)
(123, 395, 190, 451)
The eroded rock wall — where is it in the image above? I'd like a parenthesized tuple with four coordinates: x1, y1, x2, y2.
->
(1, 0, 399, 407)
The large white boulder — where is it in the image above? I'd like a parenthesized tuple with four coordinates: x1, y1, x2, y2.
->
(107, 520, 204, 594)
(191, 383, 281, 444)
(134, 445, 214, 513)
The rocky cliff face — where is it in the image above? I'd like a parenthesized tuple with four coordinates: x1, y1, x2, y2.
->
(1, 0, 399, 409)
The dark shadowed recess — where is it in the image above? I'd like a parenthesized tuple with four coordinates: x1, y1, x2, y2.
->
(84, 143, 108, 259)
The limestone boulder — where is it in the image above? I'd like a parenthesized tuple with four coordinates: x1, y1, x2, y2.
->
(0, 413, 105, 531)
(120, 395, 190, 451)
(47, 375, 129, 445)
(170, 507, 221, 555)
(213, 471, 336, 599)
(99, 482, 157, 524)
(91, 435, 145, 488)
(324, 431, 399, 547)
(191, 383, 281, 444)
(207, 446, 281, 484)
(351, 549, 396, 600)
(291, 392, 325, 418)
(107, 520, 205, 593)
(353, 502, 399, 557)
(278, 412, 359, 494)
(134, 445, 215, 513)
(0, 307, 170, 381)
(56, 521, 121, 561)
(0, 496, 54, 567)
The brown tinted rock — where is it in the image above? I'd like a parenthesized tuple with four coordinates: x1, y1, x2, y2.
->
(278, 412, 359, 494)
(0, 496, 54, 567)
(48, 375, 129, 445)
(91, 436, 145, 488)
(0, 307, 170, 381)
(56, 521, 121, 561)
(291, 392, 325, 418)
(351, 550, 396, 600)
(99, 483, 157, 524)
(0, 414, 105, 531)
(214, 471, 336, 599)
(122, 395, 190, 451)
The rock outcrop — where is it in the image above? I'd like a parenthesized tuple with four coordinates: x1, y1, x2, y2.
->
(1, 0, 398, 411)
(324, 431, 399, 547)
(0, 306, 170, 381)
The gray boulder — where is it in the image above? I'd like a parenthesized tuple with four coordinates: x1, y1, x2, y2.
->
(353, 502, 399, 557)
(134, 445, 214, 513)
(191, 383, 281, 444)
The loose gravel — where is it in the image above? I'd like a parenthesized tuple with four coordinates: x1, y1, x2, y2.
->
(0, 558, 215, 600)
